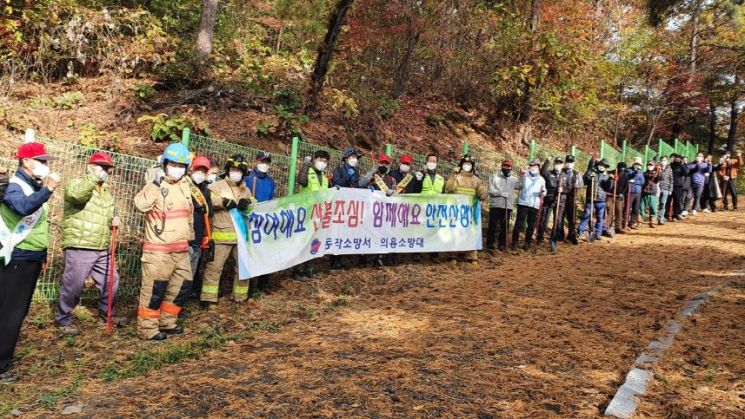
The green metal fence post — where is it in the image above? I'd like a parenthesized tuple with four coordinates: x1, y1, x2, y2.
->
(674, 138, 681, 156)
(385, 143, 393, 157)
(24, 128, 36, 143)
(463, 142, 469, 156)
(599, 140, 605, 160)
(288, 136, 299, 196)
(529, 139, 537, 161)
(181, 128, 191, 148)
(570, 145, 577, 158)
(621, 140, 627, 162)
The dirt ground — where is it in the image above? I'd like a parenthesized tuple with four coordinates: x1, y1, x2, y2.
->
(1, 210, 744, 417)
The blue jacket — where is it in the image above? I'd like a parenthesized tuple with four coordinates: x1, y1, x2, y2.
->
(331, 163, 360, 188)
(245, 169, 275, 203)
(516, 172, 545, 209)
(690, 162, 711, 187)
(626, 168, 645, 194)
(2, 169, 52, 262)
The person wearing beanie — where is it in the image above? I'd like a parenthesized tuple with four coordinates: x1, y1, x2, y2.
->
(332, 146, 361, 189)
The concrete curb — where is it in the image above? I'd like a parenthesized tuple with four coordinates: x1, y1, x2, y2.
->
(604, 275, 738, 418)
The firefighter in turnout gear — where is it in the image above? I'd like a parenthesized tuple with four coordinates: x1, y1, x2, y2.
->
(200, 154, 255, 308)
(445, 154, 488, 263)
(134, 142, 194, 341)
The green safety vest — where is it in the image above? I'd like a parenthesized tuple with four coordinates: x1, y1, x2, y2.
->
(0, 179, 49, 257)
(300, 167, 329, 193)
(421, 173, 444, 195)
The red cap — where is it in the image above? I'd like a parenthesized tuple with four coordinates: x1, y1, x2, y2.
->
(378, 153, 392, 164)
(16, 142, 57, 161)
(88, 152, 114, 167)
(192, 156, 211, 170)
(399, 154, 414, 165)
(501, 159, 513, 168)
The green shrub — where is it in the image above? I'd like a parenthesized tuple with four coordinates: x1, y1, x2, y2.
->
(51, 92, 85, 110)
(133, 83, 156, 100)
(137, 113, 210, 142)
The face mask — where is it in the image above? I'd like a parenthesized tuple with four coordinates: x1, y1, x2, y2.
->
(554, 164, 564, 171)
(501, 168, 511, 177)
(660, 160, 668, 167)
(228, 170, 243, 183)
(426, 162, 437, 171)
(378, 165, 389, 174)
(647, 165, 654, 171)
(98, 169, 108, 183)
(167, 166, 186, 180)
(30, 160, 50, 179)
(462, 163, 473, 173)
(597, 166, 606, 173)
(191, 172, 206, 184)
(207, 173, 217, 183)
(256, 163, 270, 174)
(696, 157, 703, 163)
(634, 165, 642, 171)
(315, 161, 327, 171)
(399, 164, 410, 173)
(347, 158, 358, 168)
(529, 167, 540, 175)
(565, 163, 574, 170)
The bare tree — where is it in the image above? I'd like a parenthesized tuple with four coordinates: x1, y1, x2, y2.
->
(195, 0, 219, 79)
(305, 0, 355, 114)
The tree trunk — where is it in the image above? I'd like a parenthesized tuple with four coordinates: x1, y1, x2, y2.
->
(708, 101, 717, 154)
(688, 0, 701, 79)
(391, 19, 422, 99)
(520, 0, 540, 122)
(195, 0, 219, 80)
(305, 0, 355, 115)
(726, 98, 739, 153)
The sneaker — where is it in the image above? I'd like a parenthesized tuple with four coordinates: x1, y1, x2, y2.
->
(692, 210, 698, 215)
(681, 211, 688, 216)
(57, 324, 80, 337)
(549, 241, 557, 253)
(148, 332, 167, 341)
(703, 209, 711, 213)
(0, 371, 18, 384)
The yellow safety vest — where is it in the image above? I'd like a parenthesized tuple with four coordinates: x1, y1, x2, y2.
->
(300, 167, 329, 193)
(421, 173, 444, 195)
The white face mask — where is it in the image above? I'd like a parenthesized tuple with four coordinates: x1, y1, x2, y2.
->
(347, 158, 358, 168)
(696, 157, 703, 163)
(314, 161, 327, 171)
(554, 164, 564, 171)
(426, 162, 437, 171)
(660, 160, 668, 167)
(597, 166, 606, 172)
(167, 166, 186, 180)
(647, 165, 654, 171)
(191, 172, 206, 184)
(256, 163, 270, 174)
(565, 162, 574, 170)
(462, 163, 473, 173)
(207, 173, 217, 183)
(529, 167, 539, 175)
(399, 164, 411, 173)
(30, 160, 50, 179)
(228, 170, 243, 183)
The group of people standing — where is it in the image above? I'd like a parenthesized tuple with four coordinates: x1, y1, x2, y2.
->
(0, 139, 741, 383)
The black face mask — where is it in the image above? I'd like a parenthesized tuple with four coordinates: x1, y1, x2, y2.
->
(378, 166, 389, 175)
(501, 168, 511, 177)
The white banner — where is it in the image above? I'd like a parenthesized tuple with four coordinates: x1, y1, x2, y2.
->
(231, 188, 483, 278)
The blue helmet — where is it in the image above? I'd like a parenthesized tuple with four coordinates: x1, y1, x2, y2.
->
(163, 143, 192, 166)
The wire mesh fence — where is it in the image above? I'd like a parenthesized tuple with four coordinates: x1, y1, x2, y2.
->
(1, 138, 155, 301)
(189, 133, 293, 197)
(570, 146, 593, 173)
(658, 139, 674, 159)
(600, 141, 623, 168)
(531, 142, 564, 165)
(623, 143, 644, 166)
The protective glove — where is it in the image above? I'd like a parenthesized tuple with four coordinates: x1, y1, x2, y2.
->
(415, 171, 424, 181)
(223, 198, 237, 210)
(153, 170, 165, 186)
(303, 156, 312, 165)
(237, 198, 250, 211)
(385, 189, 395, 196)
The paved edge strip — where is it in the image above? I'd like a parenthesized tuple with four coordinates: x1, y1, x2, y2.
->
(603, 272, 741, 418)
